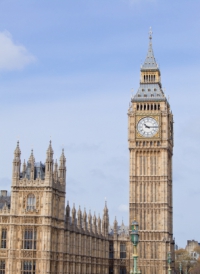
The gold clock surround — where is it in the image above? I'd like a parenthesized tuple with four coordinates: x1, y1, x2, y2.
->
(135, 114, 161, 139)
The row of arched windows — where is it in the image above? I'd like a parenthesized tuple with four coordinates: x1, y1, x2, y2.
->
(137, 103, 160, 111)
(143, 74, 156, 82)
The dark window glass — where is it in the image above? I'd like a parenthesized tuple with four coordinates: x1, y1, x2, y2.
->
(120, 243, 126, 259)
(23, 230, 37, 250)
(1, 229, 7, 248)
(120, 267, 126, 274)
(27, 194, 36, 210)
(0, 260, 5, 274)
(109, 242, 114, 259)
(21, 261, 36, 274)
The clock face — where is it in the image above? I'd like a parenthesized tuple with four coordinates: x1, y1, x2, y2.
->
(137, 117, 159, 137)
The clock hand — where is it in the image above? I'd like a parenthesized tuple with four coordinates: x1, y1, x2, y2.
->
(144, 124, 150, 129)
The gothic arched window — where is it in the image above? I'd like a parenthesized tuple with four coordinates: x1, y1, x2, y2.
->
(27, 194, 36, 210)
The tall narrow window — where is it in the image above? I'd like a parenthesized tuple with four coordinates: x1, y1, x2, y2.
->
(154, 156, 157, 175)
(0, 260, 5, 274)
(143, 156, 146, 175)
(109, 242, 114, 259)
(23, 229, 37, 250)
(120, 243, 126, 258)
(21, 261, 36, 274)
(120, 267, 126, 274)
(27, 194, 36, 210)
(140, 156, 142, 176)
(1, 229, 7, 248)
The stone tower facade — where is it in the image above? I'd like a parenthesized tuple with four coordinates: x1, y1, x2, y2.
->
(0, 141, 110, 274)
(128, 29, 174, 274)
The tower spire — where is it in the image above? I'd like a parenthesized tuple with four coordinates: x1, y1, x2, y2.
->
(132, 28, 166, 101)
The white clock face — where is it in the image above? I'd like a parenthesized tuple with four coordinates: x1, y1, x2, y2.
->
(137, 117, 159, 137)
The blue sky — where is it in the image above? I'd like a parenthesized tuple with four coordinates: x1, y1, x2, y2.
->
(0, 0, 200, 248)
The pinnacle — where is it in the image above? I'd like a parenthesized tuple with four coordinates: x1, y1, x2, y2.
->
(141, 27, 159, 71)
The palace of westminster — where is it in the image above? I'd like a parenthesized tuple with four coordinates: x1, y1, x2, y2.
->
(0, 30, 174, 274)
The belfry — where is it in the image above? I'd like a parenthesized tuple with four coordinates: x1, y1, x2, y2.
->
(128, 28, 174, 274)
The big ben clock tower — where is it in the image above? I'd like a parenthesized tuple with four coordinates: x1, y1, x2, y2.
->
(128, 29, 174, 274)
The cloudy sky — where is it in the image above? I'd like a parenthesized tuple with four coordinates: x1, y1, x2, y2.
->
(0, 0, 200, 248)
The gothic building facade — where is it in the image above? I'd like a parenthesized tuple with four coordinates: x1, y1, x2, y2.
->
(0, 30, 174, 274)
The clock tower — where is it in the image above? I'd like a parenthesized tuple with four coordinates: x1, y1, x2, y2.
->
(128, 29, 174, 274)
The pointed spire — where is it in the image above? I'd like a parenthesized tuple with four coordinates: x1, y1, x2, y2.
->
(83, 208, 87, 231)
(141, 27, 158, 71)
(88, 210, 92, 232)
(29, 149, 35, 163)
(59, 148, 66, 184)
(14, 141, 21, 157)
(71, 203, 76, 225)
(98, 214, 101, 235)
(93, 212, 97, 234)
(114, 216, 118, 234)
(60, 148, 66, 165)
(65, 201, 70, 224)
(54, 159, 58, 181)
(77, 206, 82, 229)
(12, 141, 21, 180)
(46, 140, 54, 160)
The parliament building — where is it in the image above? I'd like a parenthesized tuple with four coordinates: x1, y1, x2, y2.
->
(0, 30, 174, 274)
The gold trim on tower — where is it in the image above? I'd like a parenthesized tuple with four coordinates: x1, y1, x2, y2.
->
(135, 115, 161, 139)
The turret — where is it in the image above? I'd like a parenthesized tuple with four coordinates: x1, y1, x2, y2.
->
(45, 141, 54, 182)
(65, 201, 70, 225)
(98, 214, 101, 235)
(22, 159, 26, 178)
(71, 204, 76, 226)
(77, 206, 82, 230)
(88, 210, 92, 233)
(114, 217, 118, 236)
(59, 149, 66, 184)
(93, 213, 97, 234)
(54, 159, 58, 182)
(28, 150, 35, 180)
(12, 141, 21, 181)
(102, 201, 109, 237)
(83, 208, 87, 231)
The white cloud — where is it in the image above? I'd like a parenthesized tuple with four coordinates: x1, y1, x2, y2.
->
(0, 31, 36, 71)
(118, 204, 128, 212)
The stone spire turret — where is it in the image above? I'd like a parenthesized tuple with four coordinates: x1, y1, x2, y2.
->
(88, 210, 92, 233)
(114, 216, 118, 235)
(59, 149, 66, 184)
(28, 149, 35, 180)
(93, 212, 97, 234)
(98, 214, 101, 235)
(54, 159, 58, 182)
(83, 208, 87, 231)
(12, 141, 21, 180)
(77, 206, 82, 230)
(71, 203, 76, 226)
(22, 159, 26, 178)
(102, 201, 109, 237)
(45, 141, 54, 181)
(65, 201, 70, 225)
